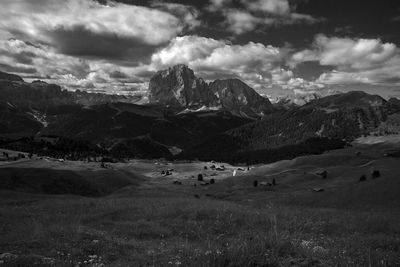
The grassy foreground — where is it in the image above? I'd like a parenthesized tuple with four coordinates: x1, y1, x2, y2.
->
(1, 192, 399, 267)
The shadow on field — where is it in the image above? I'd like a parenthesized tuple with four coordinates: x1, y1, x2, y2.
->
(0, 168, 144, 196)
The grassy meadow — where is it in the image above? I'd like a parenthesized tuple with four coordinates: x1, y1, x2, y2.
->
(1, 140, 400, 266)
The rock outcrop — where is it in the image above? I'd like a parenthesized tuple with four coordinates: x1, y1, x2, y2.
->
(148, 64, 219, 108)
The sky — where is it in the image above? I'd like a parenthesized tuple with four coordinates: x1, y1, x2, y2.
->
(1, 0, 400, 101)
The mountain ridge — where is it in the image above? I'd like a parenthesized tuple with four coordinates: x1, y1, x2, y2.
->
(1, 69, 400, 163)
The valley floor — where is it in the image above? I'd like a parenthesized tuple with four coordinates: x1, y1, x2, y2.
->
(1, 136, 400, 266)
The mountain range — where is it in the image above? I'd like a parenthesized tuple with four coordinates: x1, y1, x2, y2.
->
(1, 65, 400, 163)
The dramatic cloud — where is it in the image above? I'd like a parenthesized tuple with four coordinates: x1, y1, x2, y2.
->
(207, 0, 320, 34)
(0, 39, 90, 78)
(292, 35, 400, 85)
(1, 0, 398, 100)
(0, 0, 197, 61)
(0, 0, 199, 93)
(0, 38, 150, 94)
(150, 35, 300, 91)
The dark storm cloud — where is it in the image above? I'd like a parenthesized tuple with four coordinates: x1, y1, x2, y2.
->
(0, 63, 37, 74)
(110, 71, 145, 83)
(134, 69, 157, 79)
(48, 26, 164, 62)
(109, 71, 129, 79)
(293, 62, 334, 80)
(1, 49, 35, 65)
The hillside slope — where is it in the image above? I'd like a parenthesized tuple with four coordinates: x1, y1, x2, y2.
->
(179, 91, 395, 164)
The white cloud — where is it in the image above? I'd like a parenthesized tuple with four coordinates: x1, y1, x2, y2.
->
(292, 34, 400, 85)
(150, 35, 304, 94)
(315, 35, 396, 70)
(151, 36, 284, 83)
(150, 35, 331, 97)
(317, 71, 372, 85)
(151, 36, 225, 67)
(224, 10, 263, 34)
(271, 68, 294, 83)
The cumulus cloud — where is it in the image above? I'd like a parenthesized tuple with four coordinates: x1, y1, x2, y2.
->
(315, 35, 396, 70)
(150, 35, 330, 96)
(149, 34, 328, 96)
(292, 34, 400, 85)
(151, 35, 286, 88)
(224, 10, 263, 34)
(207, 0, 320, 34)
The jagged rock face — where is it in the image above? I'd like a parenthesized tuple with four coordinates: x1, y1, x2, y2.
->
(148, 65, 274, 116)
(148, 64, 219, 107)
(209, 79, 273, 114)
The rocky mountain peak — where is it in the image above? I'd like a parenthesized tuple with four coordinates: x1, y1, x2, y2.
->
(148, 65, 274, 116)
(148, 64, 218, 108)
